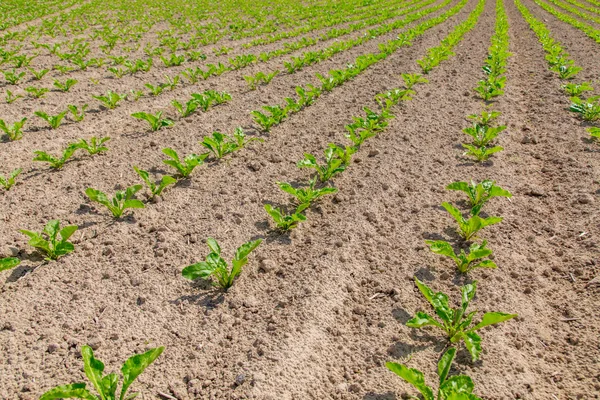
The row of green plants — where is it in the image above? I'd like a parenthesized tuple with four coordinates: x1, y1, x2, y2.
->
(242, 0, 410, 47)
(545, 0, 600, 24)
(516, 0, 600, 142)
(250, 0, 471, 132)
(0, 0, 417, 88)
(0, 90, 231, 140)
(530, 0, 600, 42)
(474, 0, 510, 101)
(417, 0, 486, 73)
(384, 1, 518, 397)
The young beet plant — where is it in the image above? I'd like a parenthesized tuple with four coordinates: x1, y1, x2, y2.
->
(0, 257, 20, 272)
(182, 238, 262, 291)
(67, 104, 88, 122)
(53, 78, 78, 92)
(264, 204, 306, 231)
(407, 277, 517, 361)
(0, 117, 27, 141)
(446, 180, 512, 216)
(132, 111, 174, 132)
(33, 144, 79, 169)
(20, 220, 78, 261)
(297, 146, 349, 182)
(35, 111, 68, 129)
(93, 90, 127, 109)
(134, 167, 176, 198)
(74, 137, 110, 155)
(85, 185, 145, 218)
(39, 345, 163, 400)
(200, 127, 262, 159)
(426, 240, 497, 274)
(162, 148, 207, 178)
(277, 178, 337, 211)
(387, 347, 483, 400)
(0, 168, 22, 190)
(570, 96, 600, 121)
(442, 202, 502, 241)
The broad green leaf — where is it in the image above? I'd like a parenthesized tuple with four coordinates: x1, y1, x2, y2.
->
(234, 239, 262, 262)
(82, 345, 106, 399)
(440, 375, 475, 394)
(462, 331, 482, 361)
(120, 346, 164, 400)
(182, 262, 214, 280)
(406, 312, 443, 329)
(206, 238, 221, 254)
(44, 220, 60, 238)
(60, 225, 78, 241)
(0, 257, 20, 272)
(123, 200, 145, 209)
(385, 362, 434, 400)
(470, 312, 517, 331)
(39, 383, 96, 400)
(437, 347, 456, 385)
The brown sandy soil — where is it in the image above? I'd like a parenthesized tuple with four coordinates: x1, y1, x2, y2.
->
(1, 0, 599, 399)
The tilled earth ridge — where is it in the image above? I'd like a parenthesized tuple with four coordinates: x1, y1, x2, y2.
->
(0, 0, 599, 399)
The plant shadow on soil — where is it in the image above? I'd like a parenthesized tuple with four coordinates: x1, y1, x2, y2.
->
(171, 281, 226, 309)
(362, 392, 397, 400)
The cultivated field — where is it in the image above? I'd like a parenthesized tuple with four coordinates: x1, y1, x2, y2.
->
(0, 0, 599, 399)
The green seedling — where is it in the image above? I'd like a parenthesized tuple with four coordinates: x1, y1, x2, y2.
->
(264, 204, 306, 231)
(33, 144, 79, 169)
(407, 277, 517, 361)
(0, 117, 27, 140)
(54, 65, 74, 74)
(426, 240, 497, 273)
(251, 105, 287, 132)
(474, 76, 505, 101)
(93, 90, 127, 109)
(0, 257, 20, 272)
(462, 143, 504, 162)
(181, 67, 203, 83)
(132, 111, 174, 132)
(53, 78, 77, 92)
(244, 70, 280, 90)
(463, 118, 506, 147)
(570, 96, 600, 121)
(129, 89, 144, 101)
(297, 146, 347, 182)
(589, 127, 600, 142)
(25, 87, 50, 98)
(182, 238, 262, 291)
(200, 127, 262, 159)
(446, 180, 512, 216)
(4, 69, 25, 84)
(34, 110, 68, 129)
(562, 82, 593, 96)
(387, 347, 483, 400)
(134, 167, 177, 198)
(85, 185, 145, 218)
(345, 107, 393, 146)
(554, 64, 582, 80)
(190, 90, 232, 111)
(145, 83, 165, 96)
(67, 104, 88, 122)
(5, 90, 23, 104)
(163, 74, 179, 90)
(20, 220, 78, 260)
(74, 136, 110, 155)
(162, 148, 207, 178)
(28, 68, 50, 80)
(401, 73, 428, 89)
(108, 66, 126, 78)
(0, 168, 22, 190)
(172, 99, 198, 118)
(39, 345, 164, 400)
(442, 202, 502, 241)
(277, 178, 337, 211)
(160, 53, 185, 67)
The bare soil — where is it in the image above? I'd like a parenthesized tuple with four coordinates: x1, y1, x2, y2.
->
(0, 0, 599, 399)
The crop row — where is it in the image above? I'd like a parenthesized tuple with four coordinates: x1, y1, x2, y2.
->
(516, 0, 600, 141)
